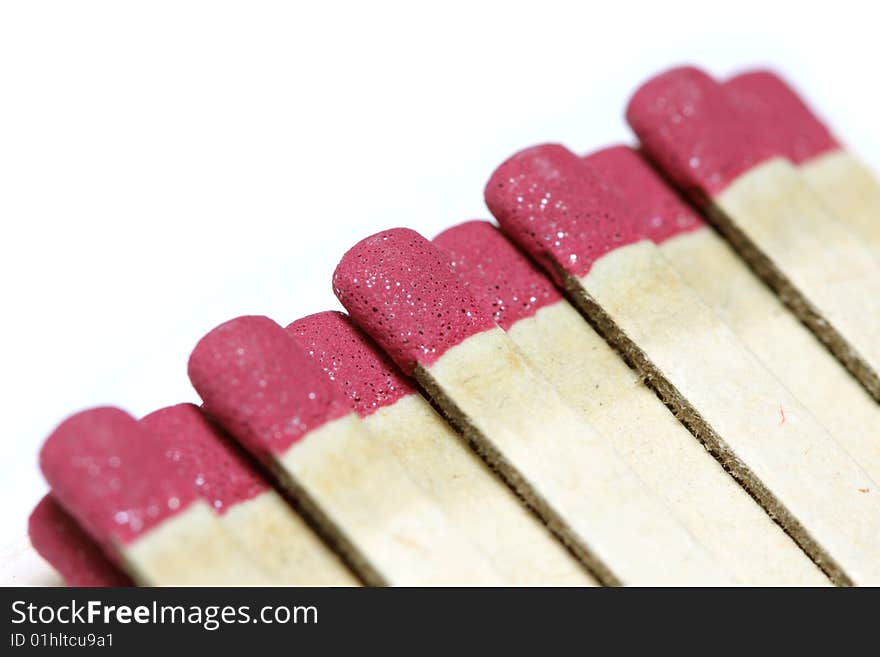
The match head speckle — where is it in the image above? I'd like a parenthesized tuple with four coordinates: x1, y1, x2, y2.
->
(583, 145, 706, 244)
(725, 70, 839, 164)
(188, 316, 350, 462)
(626, 66, 779, 197)
(39, 407, 198, 547)
(433, 220, 562, 330)
(485, 143, 643, 280)
(140, 404, 267, 515)
(332, 228, 496, 375)
(28, 494, 132, 586)
(286, 311, 414, 418)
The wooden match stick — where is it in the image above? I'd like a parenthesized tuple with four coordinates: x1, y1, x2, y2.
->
(39, 407, 271, 585)
(486, 143, 880, 586)
(188, 315, 507, 586)
(140, 403, 357, 586)
(626, 66, 880, 402)
(724, 69, 880, 258)
(286, 311, 596, 586)
(333, 228, 733, 586)
(584, 145, 880, 489)
(433, 220, 828, 586)
(29, 494, 132, 586)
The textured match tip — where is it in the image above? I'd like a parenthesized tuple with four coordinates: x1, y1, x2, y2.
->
(583, 145, 706, 244)
(29, 494, 131, 586)
(626, 66, 779, 197)
(286, 311, 415, 418)
(140, 404, 267, 515)
(725, 70, 839, 164)
(433, 220, 562, 331)
(485, 143, 643, 281)
(188, 315, 350, 462)
(332, 228, 496, 375)
(39, 407, 198, 547)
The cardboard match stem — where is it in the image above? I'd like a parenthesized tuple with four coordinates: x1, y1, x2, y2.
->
(189, 316, 507, 586)
(40, 407, 271, 586)
(711, 158, 880, 400)
(799, 151, 880, 259)
(628, 67, 880, 402)
(724, 70, 880, 260)
(417, 329, 731, 586)
(361, 396, 596, 586)
(218, 491, 358, 586)
(661, 228, 880, 485)
(570, 244, 880, 585)
(120, 500, 271, 585)
(488, 144, 880, 586)
(586, 146, 880, 493)
(142, 405, 357, 586)
(334, 229, 733, 586)
(277, 414, 507, 585)
(288, 312, 597, 586)
(435, 221, 828, 586)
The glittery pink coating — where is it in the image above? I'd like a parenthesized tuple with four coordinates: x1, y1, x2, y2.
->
(626, 66, 780, 196)
(39, 407, 199, 547)
(29, 495, 132, 587)
(583, 145, 707, 244)
(485, 143, 645, 281)
(188, 316, 350, 462)
(433, 220, 562, 331)
(332, 229, 497, 375)
(725, 70, 840, 164)
(140, 404, 267, 515)
(286, 311, 415, 418)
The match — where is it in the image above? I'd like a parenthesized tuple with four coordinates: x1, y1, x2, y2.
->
(188, 315, 506, 586)
(286, 311, 596, 586)
(28, 494, 131, 586)
(486, 143, 880, 586)
(140, 404, 357, 586)
(39, 407, 270, 585)
(433, 220, 828, 586)
(584, 145, 880, 487)
(724, 69, 880, 259)
(333, 228, 733, 586)
(627, 66, 880, 401)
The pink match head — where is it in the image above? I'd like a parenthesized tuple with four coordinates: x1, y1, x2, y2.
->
(332, 228, 496, 374)
(485, 143, 644, 281)
(286, 311, 414, 417)
(626, 66, 780, 197)
(29, 495, 132, 586)
(39, 407, 199, 547)
(433, 220, 562, 330)
(725, 70, 839, 164)
(583, 145, 706, 244)
(188, 316, 350, 462)
(140, 404, 267, 515)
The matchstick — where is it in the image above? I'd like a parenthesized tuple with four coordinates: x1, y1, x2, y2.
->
(627, 66, 880, 402)
(188, 315, 507, 586)
(584, 145, 880, 489)
(433, 220, 828, 586)
(140, 403, 357, 586)
(29, 494, 132, 586)
(333, 228, 733, 586)
(724, 69, 880, 258)
(39, 407, 271, 585)
(286, 311, 596, 586)
(486, 143, 880, 586)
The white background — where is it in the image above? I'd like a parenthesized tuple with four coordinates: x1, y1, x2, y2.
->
(1, 1, 878, 549)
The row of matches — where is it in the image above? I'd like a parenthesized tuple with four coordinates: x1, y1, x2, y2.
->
(31, 66, 880, 586)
